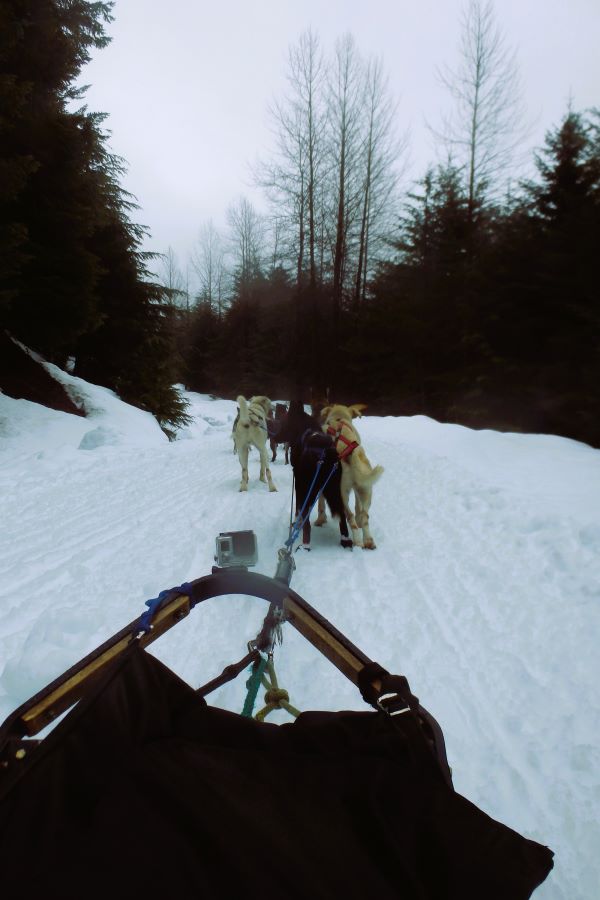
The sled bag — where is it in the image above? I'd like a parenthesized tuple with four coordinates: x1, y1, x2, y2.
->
(0, 645, 553, 899)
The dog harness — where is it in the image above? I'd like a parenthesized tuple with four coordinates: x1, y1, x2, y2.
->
(327, 422, 359, 461)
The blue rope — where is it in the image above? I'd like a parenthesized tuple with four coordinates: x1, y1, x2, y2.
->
(293, 456, 324, 523)
(135, 581, 193, 635)
(241, 655, 268, 717)
(286, 456, 324, 549)
(285, 457, 339, 551)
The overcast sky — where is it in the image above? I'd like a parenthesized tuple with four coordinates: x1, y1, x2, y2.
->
(80, 0, 600, 285)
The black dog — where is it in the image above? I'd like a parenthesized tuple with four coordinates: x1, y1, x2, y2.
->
(268, 402, 290, 464)
(277, 400, 352, 549)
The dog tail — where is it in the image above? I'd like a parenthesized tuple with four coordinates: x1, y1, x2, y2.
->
(365, 464, 384, 487)
(237, 395, 250, 426)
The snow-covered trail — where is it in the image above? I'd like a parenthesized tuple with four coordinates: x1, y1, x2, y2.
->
(2, 392, 599, 898)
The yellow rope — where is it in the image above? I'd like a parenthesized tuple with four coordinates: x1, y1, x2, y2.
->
(254, 658, 300, 722)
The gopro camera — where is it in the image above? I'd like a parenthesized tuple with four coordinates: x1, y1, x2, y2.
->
(214, 530, 258, 569)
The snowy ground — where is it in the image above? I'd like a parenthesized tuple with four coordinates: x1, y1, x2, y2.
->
(1, 366, 599, 899)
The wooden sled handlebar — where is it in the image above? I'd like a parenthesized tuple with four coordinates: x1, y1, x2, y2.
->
(0, 570, 370, 741)
(0, 568, 451, 788)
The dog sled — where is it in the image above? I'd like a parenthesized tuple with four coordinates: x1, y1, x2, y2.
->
(0, 535, 553, 899)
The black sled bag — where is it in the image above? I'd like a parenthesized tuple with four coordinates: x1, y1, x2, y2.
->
(0, 644, 553, 899)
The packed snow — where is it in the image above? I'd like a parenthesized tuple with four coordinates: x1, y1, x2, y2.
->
(1, 366, 599, 899)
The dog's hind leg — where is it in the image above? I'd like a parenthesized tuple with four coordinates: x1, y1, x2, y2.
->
(238, 444, 250, 492)
(294, 487, 311, 550)
(315, 495, 327, 527)
(259, 445, 277, 492)
(341, 477, 362, 547)
(338, 512, 353, 549)
(356, 486, 376, 549)
(301, 516, 311, 549)
(340, 513, 354, 549)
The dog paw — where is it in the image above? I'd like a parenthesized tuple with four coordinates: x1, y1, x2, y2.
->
(239, 485, 248, 492)
(340, 539, 353, 549)
(269, 485, 278, 492)
(363, 539, 376, 549)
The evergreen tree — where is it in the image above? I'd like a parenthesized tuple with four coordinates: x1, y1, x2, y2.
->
(366, 164, 492, 418)
(180, 301, 221, 394)
(1, 0, 114, 352)
(72, 213, 191, 434)
(1, 1, 191, 435)
(495, 110, 600, 443)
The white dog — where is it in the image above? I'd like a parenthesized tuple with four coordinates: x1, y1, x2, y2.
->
(319, 403, 383, 548)
(233, 395, 277, 492)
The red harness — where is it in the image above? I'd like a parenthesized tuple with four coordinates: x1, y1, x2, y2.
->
(327, 423, 359, 461)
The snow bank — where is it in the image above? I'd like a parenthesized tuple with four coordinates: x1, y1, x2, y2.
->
(1, 344, 168, 459)
(363, 414, 600, 520)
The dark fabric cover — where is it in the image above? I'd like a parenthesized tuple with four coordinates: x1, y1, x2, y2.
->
(0, 646, 553, 899)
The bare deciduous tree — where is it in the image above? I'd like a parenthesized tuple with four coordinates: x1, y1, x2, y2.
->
(191, 221, 227, 316)
(159, 246, 188, 309)
(256, 28, 404, 322)
(354, 56, 404, 304)
(267, 214, 286, 272)
(326, 33, 364, 321)
(256, 29, 325, 290)
(435, 0, 527, 217)
(226, 196, 265, 284)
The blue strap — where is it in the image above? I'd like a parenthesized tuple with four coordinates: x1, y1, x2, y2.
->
(135, 581, 193, 635)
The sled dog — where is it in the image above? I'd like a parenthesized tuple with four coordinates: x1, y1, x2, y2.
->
(233, 395, 277, 492)
(320, 403, 383, 549)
